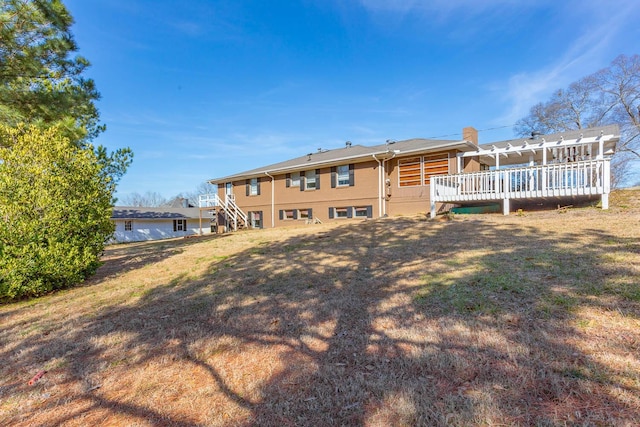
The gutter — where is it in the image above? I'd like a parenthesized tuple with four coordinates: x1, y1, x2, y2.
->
(264, 171, 275, 228)
(371, 154, 383, 218)
(381, 150, 398, 216)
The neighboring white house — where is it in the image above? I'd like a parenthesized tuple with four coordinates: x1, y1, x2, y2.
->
(110, 206, 215, 243)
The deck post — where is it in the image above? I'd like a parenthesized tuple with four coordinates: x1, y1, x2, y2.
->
(503, 198, 510, 215)
(602, 159, 610, 210)
(430, 180, 436, 219)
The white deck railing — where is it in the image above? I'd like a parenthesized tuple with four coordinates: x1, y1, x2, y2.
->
(430, 159, 611, 216)
(199, 193, 220, 208)
(198, 193, 248, 231)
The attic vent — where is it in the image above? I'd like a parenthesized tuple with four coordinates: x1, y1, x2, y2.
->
(531, 131, 542, 140)
(386, 139, 396, 145)
(345, 141, 352, 148)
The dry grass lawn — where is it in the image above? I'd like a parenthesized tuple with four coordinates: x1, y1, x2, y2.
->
(1, 190, 640, 426)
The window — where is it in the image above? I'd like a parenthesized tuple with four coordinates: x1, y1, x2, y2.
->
(331, 164, 354, 188)
(329, 205, 372, 219)
(299, 209, 310, 220)
(225, 182, 233, 196)
(354, 206, 369, 217)
(124, 220, 132, 231)
(285, 210, 295, 220)
(246, 178, 260, 196)
(335, 207, 349, 218)
(305, 170, 316, 190)
(337, 165, 350, 186)
(173, 219, 187, 232)
(291, 172, 300, 187)
(249, 211, 263, 229)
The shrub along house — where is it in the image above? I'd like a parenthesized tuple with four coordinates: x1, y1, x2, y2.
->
(203, 125, 619, 230)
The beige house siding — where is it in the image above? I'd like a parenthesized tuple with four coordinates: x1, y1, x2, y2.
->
(385, 151, 459, 216)
(217, 161, 382, 228)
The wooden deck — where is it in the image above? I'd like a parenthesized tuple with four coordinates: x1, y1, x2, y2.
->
(430, 159, 611, 217)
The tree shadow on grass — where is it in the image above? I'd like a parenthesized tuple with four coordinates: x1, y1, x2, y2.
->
(2, 215, 639, 426)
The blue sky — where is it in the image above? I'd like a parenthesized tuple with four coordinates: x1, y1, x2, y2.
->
(64, 0, 640, 202)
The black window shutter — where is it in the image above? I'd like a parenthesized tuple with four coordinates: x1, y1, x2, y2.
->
(349, 164, 355, 186)
(331, 167, 337, 188)
(258, 211, 263, 228)
(257, 178, 261, 195)
(279, 210, 284, 220)
(183, 220, 187, 229)
(347, 207, 353, 218)
(366, 205, 372, 218)
(246, 179, 250, 196)
(293, 210, 298, 220)
(328, 207, 334, 219)
(300, 171, 305, 191)
(308, 208, 313, 219)
(173, 220, 177, 232)
(315, 169, 320, 189)
(286, 173, 291, 188)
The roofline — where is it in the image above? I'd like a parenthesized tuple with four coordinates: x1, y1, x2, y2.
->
(209, 139, 470, 183)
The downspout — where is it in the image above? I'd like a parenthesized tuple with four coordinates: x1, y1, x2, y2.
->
(381, 151, 397, 217)
(372, 154, 383, 218)
(264, 172, 275, 228)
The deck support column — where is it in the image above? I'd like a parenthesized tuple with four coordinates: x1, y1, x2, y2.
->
(503, 198, 510, 215)
(601, 193, 609, 210)
(430, 180, 437, 219)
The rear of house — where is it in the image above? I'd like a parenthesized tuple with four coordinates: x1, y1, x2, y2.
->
(206, 127, 480, 229)
(205, 125, 619, 230)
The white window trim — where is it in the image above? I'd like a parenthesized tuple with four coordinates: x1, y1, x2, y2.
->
(291, 172, 300, 188)
(337, 165, 350, 187)
(305, 170, 316, 190)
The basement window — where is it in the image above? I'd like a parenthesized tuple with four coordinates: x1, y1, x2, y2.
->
(335, 207, 348, 218)
(354, 206, 371, 218)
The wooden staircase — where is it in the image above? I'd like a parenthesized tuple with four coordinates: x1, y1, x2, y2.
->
(199, 193, 248, 232)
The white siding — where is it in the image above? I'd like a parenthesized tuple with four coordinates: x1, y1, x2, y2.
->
(111, 219, 212, 243)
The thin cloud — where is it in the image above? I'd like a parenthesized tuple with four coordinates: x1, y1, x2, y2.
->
(495, 0, 640, 126)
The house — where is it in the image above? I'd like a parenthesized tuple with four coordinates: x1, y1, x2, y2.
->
(204, 125, 619, 229)
(110, 206, 214, 243)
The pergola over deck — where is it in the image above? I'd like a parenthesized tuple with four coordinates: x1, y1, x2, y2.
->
(430, 126, 620, 218)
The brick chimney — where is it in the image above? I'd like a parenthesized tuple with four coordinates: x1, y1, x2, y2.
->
(463, 126, 478, 145)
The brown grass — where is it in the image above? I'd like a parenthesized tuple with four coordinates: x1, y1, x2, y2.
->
(1, 190, 640, 426)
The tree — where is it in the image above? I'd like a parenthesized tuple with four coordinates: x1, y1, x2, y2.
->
(515, 54, 640, 186)
(0, 0, 132, 176)
(1, 0, 101, 141)
(0, 125, 114, 299)
(182, 181, 217, 206)
(118, 191, 169, 207)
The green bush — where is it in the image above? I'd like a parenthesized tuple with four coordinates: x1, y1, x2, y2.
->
(0, 125, 114, 300)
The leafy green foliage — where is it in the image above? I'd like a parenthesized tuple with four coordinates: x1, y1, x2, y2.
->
(0, 0, 103, 142)
(0, 0, 133, 187)
(0, 125, 114, 299)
